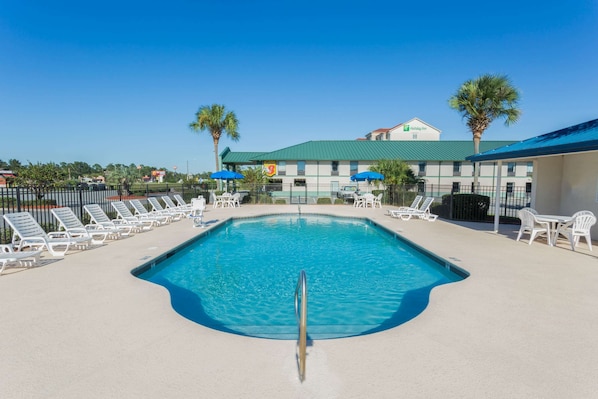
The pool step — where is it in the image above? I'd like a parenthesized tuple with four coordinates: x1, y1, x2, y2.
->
(223, 324, 381, 340)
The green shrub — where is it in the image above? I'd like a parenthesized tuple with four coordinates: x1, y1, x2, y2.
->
(334, 198, 344, 205)
(274, 199, 286, 204)
(317, 197, 332, 204)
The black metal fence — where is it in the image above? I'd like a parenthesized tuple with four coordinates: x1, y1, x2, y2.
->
(0, 182, 529, 244)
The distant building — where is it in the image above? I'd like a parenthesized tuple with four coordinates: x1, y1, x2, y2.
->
(0, 170, 16, 187)
(365, 117, 441, 141)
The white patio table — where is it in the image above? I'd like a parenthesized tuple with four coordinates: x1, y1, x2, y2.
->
(535, 214, 573, 246)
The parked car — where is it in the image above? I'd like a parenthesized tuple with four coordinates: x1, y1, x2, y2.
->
(336, 185, 359, 199)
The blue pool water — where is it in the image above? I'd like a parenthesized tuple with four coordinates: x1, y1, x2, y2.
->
(136, 214, 466, 339)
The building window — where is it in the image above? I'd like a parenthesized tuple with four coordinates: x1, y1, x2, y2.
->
(412, 132, 418, 140)
(331, 161, 339, 176)
(278, 161, 286, 176)
(297, 160, 305, 176)
(507, 162, 516, 176)
(350, 161, 358, 176)
(452, 182, 460, 193)
(267, 179, 282, 192)
(453, 162, 461, 176)
(294, 179, 306, 187)
(417, 181, 425, 193)
(526, 162, 533, 176)
(525, 182, 532, 193)
(418, 161, 426, 176)
(506, 182, 514, 196)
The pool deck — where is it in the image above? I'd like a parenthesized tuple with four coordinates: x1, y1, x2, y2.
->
(2, 205, 598, 398)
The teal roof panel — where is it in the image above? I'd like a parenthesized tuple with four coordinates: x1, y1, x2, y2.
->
(248, 140, 515, 162)
(467, 118, 598, 162)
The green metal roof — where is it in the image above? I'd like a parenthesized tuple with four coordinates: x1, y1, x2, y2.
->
(243, 140, 516, 162)
(222, 151, 268, 164)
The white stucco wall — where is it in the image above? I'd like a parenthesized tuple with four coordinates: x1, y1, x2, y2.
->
(534, 156, 564, 214)
(561, 152, 598, 240)
(387, 119, 441, 141)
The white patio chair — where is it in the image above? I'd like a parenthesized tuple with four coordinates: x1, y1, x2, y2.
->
(227, 193, 241, 208)
(190, 198, 206, 228)
(516, 208, 550, 245)
(3, 212, 91, 256)
(51, 207, 115, 245)
(353, 192, 365, 208)
(372, 193, 383, 208)
(362, 193, 376, 208)
(557, 211, 596, 251)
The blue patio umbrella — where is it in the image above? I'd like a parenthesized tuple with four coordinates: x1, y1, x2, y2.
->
(350, 171, 384, 192)
(350, 171, 384, 182)
(210, 170, 244, 191)
(210, 170, 244, 180)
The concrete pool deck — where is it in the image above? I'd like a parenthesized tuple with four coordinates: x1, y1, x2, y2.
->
(1, 204, 597, 398)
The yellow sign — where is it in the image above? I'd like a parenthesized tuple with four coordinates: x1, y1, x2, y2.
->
(264, 162, 276, 177)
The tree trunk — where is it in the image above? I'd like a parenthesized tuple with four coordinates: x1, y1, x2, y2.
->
(473, 135, 481, 192)
(213, 138, 221, 190)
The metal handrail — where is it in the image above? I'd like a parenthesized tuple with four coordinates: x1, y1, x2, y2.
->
(294, 270, 307, 381)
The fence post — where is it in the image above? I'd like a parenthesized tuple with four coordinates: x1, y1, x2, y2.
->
(15, 186, 22, 212)
(449, 188, 454, 220)
(78, 188, 84, 218)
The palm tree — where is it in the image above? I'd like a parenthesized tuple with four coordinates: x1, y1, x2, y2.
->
(370, 159, 418, 186)
(448, 74, 521, 186)
(189, 104, 240, 173)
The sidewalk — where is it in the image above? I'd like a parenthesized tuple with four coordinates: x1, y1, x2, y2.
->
(1, 205, 597, 398)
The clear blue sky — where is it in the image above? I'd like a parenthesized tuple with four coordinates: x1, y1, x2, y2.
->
(1, 0, 597, 174)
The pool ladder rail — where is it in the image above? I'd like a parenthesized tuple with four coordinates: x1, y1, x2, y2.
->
(294, 270, 307, 382)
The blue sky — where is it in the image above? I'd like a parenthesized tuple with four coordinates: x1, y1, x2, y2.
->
(1, 0, 597, 174)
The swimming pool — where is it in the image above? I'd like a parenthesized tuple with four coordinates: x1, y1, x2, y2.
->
(135, 214, 467, 339)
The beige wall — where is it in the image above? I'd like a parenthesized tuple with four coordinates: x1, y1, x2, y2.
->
(534, 152, 598, 240)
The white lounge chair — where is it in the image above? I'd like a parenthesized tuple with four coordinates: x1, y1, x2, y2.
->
(3, 212, 91, 256)
(389, 195, 422, 218)
(0, 244, 42, 275)
(516, 208, 551, 245)
(128, 199, 171, 225)
(173, 194, 195, 210)
(556, 211, 596, 251)
(51, 207, 115, 245)
(111, 201, 158, 229)
(162, 195, 192, 212)
(84, 204, 139, 234)
(392, 197, 436, 221)
(147, 197, 185, 220)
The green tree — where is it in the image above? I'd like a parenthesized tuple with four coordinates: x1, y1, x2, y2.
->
(369, 159, 418, 186)
(189, 104, 240, 173)
(14, 162, 61, 199)
(242, 166, 267, 186)
(448, 74, 521, 186)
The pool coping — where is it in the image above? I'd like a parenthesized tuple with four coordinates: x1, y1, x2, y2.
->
(2, 204, 598, 398)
